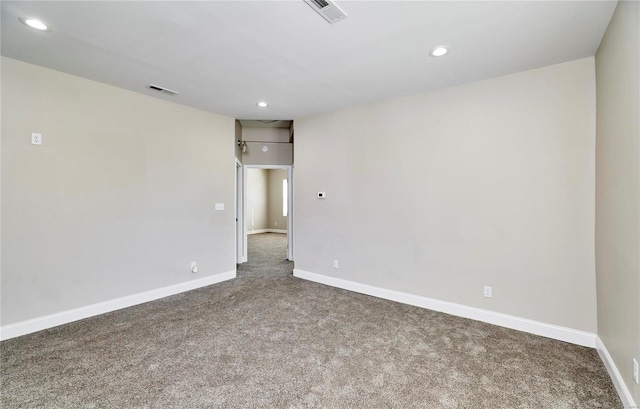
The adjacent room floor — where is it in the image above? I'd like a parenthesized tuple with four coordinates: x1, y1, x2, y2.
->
(0, 234, 622, 408)
(237, 233, 292, 278)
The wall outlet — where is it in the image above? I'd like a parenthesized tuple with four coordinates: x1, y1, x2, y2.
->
(274, 221, 277, 226)
(31, 133, 42, 145)
(484, 286, 492, 298)
(190, 261, 198, 274)
(333, 260, 339, 269)
(633, 358, 639, 384)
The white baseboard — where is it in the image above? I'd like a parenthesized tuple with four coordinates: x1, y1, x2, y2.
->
(293, 269, 596, 348)
(0, 270, 236, 341)
(596, 337, 638, 409)
(248, 229, 287, 235)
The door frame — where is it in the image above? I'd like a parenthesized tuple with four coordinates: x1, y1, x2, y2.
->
(242, 164, 293, 262)
(235, 158, 244, 264)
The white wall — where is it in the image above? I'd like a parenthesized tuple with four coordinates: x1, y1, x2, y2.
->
(294, 58, 597, 333)
(1, 57, 236, 326)
(246, 168, 269, 232)
(595, 0, 640, 404)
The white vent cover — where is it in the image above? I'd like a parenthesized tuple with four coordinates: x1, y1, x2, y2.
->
(304, 0, 347, 24)
(148, 84, 179, 96)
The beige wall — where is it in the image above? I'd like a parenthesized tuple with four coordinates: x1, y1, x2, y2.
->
(294, 57, 597, 332)
(595, 1, 640, 403)
(241, 126, 292, 166)
(242, 127, 289, 143)
(268, 169, 288, 230)
(246, 168, 287, 232)
(242, 142, 293, 166)
(246, 168, 269, 232)
(1, 57, 236, 325)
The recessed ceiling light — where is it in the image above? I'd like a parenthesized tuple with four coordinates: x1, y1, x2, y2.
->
(19, 17, 50, 31)
(429, 46, 449, 57)
(256, 101, 268, 108)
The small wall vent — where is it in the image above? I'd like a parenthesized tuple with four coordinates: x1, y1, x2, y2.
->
(304, 0, 347, 24)
(148, 84, 179, 96)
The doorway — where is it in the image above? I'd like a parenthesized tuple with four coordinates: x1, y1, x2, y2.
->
(239, 165, 293, 264)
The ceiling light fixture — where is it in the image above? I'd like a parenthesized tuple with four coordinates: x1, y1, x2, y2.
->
(429, 46, 449, 57)
(19, 17, 50, 31)
(256, 101, 268, 108)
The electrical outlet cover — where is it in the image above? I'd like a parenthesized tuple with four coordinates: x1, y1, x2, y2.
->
(31, 133, 42, 145)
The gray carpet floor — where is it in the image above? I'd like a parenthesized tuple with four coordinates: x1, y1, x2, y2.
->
(1, 233, 622, 408)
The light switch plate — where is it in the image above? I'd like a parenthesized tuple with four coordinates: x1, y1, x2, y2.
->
(215, 203, 224, 211)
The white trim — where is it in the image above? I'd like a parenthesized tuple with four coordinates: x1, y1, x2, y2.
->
(248, 229, 269, 235)
(0, 270, 236, 341)
(247, 229, 287, 235)
(293, 269, 596, 348)
(596, 337, 638, 409)
(247, 228, 287, 235)
(286, 166, 293, 261)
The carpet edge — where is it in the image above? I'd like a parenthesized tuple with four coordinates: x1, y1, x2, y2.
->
(0, 270, 237, 341)
(596, 336, 638, 409)
(292, 269, 596, 347)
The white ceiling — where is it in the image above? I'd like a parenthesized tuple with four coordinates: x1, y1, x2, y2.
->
(1, 1, 617, 121)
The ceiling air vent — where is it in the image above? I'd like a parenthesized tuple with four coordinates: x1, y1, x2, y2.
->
(148, 84, 179, 96)
(304, 0, 347, 24)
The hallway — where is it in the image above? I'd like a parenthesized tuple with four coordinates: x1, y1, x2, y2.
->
(237, 233, 293, 278)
